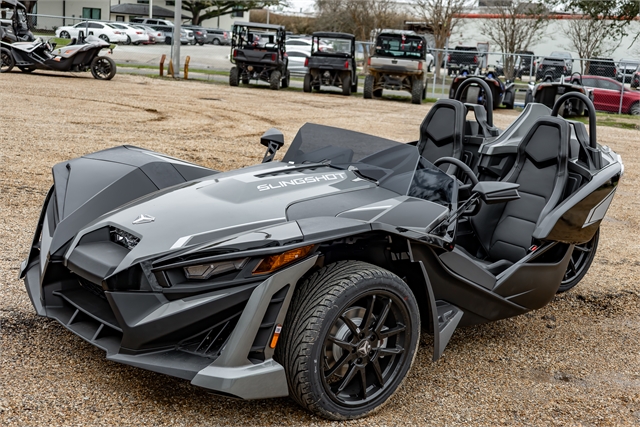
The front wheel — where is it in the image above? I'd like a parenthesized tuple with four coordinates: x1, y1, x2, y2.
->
(278, 261, 420, 420)
(303, 73, 312, 92)
(90, 56, 116, 80)
(60, 31, 70, 39)
(270, 70, 282, 90)
(342, 73, 352, 96)
(229, 66, 239, 86)
(363, 74, 374, 99)
(281, 70, 290, 89)
(411, 79, 424, 105)
(557, 229, 600, 293)
(1, 48, 14, 73)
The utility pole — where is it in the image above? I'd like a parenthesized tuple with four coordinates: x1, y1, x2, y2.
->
(149, 0, 153, 18)
(172, 0, 182, 78)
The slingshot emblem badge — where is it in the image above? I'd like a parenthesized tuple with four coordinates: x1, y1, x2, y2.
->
(133, 214, 155, 224)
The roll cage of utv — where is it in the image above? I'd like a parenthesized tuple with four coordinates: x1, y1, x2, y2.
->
(229, 21, 289, 90)
(303, 31, 357, 96)
(0, 0, 34, 43)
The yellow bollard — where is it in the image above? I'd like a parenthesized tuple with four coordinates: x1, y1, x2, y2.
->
(159, 54, 166, 77)
(168, 59, 174, 77)
(184, 56, 190, 80)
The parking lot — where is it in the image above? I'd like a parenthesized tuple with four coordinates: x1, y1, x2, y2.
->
(1, 71, 639, 426)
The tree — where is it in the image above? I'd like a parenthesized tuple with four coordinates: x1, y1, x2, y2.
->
(556, 0, 640, 41)
(412, 0, 466, 78)
(182, 1, 284, 26)
(564, 16, 620, 73)
(314, 0, 408, 69)
(481, 0, 550, 79)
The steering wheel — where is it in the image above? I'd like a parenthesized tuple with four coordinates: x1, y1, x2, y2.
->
(433, 157, 478, 188)
(434, 157, 480, 215)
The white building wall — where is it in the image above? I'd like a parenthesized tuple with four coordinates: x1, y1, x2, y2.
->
(448, 17, 640, 61)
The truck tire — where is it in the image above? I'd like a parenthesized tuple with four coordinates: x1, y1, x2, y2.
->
(363, 75, 374, 99)
(342, 73, 352, 96)
(270, 71, 281, 90)
(303, 73, 312, 92)
(277, 260, 420, 420)
(229, 66, 239, 86)
(411, 80, 424, 105)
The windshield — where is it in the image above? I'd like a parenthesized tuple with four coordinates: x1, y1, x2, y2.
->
(282, 123, 455, 207)
(312, 36, 352, 56)
(375, 34, 425, 59)
(550, 51, 571, 59)
(235, 27, 279, 50)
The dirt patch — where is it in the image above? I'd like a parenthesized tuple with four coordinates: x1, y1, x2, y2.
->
(1, 71, 639, 426)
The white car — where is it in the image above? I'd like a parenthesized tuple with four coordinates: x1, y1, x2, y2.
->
(286, 50, 309, 76)
(108, 23, 149, 45)
(55, 21, 127, 44)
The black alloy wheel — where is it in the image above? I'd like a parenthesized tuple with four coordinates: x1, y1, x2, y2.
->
(558, 228, 599, 293)
(278, 261, 419, 420)
(90, 56, 117, 80)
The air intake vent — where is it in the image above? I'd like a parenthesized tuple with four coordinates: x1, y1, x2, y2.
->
(109, 227, 140, 250)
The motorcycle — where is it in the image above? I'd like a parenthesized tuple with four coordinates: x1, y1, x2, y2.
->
(0, 35, 116, 79)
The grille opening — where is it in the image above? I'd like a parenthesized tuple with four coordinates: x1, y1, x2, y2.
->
(110, 227, 140, 250)
(178, 312, 242, 359)
(248, 285, 290, 363)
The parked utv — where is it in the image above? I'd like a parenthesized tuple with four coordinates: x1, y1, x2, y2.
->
(0, 0, 33, 43)
(525, 73, 593, 117)
(364, 30, 428, 104)
(448, 70, 516, 109)
(229, 21, 289, 90)
(303, 32, 357, 96)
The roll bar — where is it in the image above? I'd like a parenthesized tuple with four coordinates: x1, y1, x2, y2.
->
(453, 77, 494, 127)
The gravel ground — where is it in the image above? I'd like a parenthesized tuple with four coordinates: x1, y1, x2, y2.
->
(1, 71, 640, 426)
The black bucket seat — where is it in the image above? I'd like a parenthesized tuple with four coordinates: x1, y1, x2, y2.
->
(416, 99, 465, 175)
(440, 116, 570, 287)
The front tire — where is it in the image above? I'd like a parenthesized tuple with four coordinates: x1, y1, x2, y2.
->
(270, 70, 281, 90)
(281, 70, 290, 89)
(363, 74, 374, 99)
(0, 48, 14, 73)
(411, 79, 424, 105)
(278, 261, 420, 420)
(60, 31, 70, 39)
(303, 73, 312, 92)
(229, 66, 239, 86)
(90, 56, 116, 80)
(342, 73, 352, 96)
(557, 229, 600, 293)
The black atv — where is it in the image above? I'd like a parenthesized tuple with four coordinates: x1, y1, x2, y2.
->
(448, 70, 516, 110)
(525, 73, 594, 117)
(229, 21, 289, 90)
(0, 0, 34, 43)
(303, 31, 358, 96)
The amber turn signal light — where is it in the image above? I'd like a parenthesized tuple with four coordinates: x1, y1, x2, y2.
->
(270, 324, 282, 349)
(253, 245, 314, 275)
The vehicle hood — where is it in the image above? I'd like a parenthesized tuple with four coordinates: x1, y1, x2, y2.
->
(68, 162, 376, 271)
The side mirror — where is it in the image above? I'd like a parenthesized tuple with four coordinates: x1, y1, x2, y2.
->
(472, 181, 520, 204)
(260, 128, 285, 163)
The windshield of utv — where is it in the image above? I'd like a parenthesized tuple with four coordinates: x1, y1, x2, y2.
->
(375, 34, 425, 59)
(234, 27, 278, 50)
(282, 123, 455, 207)
(312, 36, 352, 57)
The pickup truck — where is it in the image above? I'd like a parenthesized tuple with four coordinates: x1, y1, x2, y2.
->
(447, 46, 479, 75)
